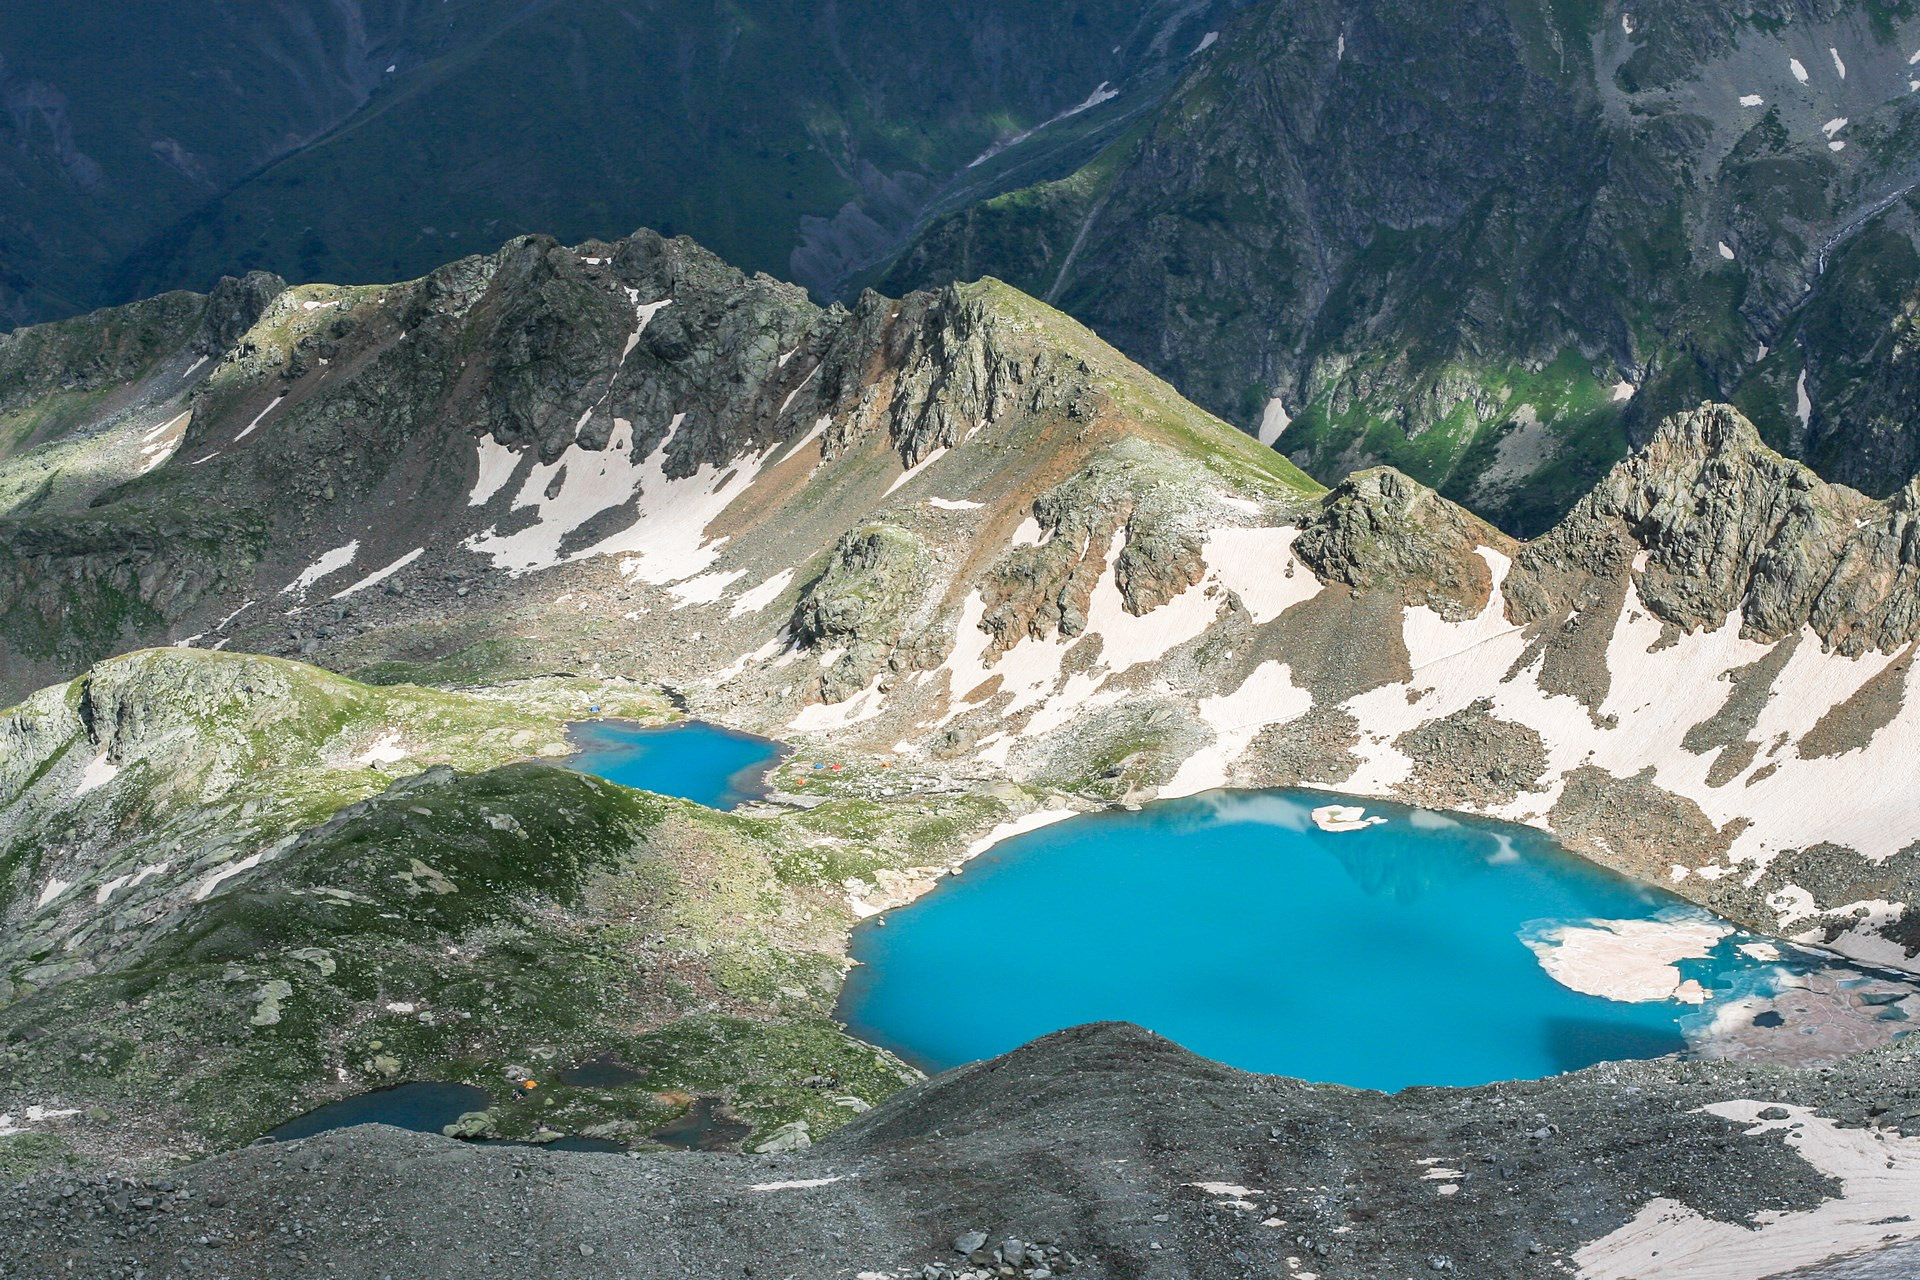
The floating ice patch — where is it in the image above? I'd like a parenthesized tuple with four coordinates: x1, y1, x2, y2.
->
(331, 548, 422, 599)
(233, 394, 288, 442)
(1311, 804, 1386, 832)
(1257, 396, 1291, 446)
(1739, 94, 1764, 107)
(1790, 57, 1809, 84)
(283, 541, 359, 595)
(1830, 47, 1846, 79)
(1521, 912, 1730, 1002)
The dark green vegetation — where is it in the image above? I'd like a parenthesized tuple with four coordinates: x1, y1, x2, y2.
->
(0, 649, 1024, 1174)
(879, 0, 1920, 532)
(0, 0, 1232, 326)
(13, 2, 1920, 535)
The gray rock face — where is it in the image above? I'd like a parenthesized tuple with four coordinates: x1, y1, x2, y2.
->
(792, 525, 933, 703)
(884, 0, 1920, 533)
(1293, 466, 1512, 621)
(1513, 403, 1920, 654)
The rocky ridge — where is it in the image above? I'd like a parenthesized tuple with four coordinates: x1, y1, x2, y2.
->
(5, 1023, 1920, 1279)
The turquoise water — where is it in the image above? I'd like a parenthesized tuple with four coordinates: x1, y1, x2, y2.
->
(838, 790, 1822, 1091)
(569, 720, 784, 810)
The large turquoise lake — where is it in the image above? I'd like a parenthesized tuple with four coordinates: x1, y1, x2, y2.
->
(569, 720, 783, 810)
(837, 790, 1869, 1091)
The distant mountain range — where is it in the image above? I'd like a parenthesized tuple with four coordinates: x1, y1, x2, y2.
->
(7, 2, 1920, 533)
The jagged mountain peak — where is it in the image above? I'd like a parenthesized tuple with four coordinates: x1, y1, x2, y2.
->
(1518, 401, 1920, 654)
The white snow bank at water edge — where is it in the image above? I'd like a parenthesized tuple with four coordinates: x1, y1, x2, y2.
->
(1575, 1103, 1920, 1280)
(963, 810, 1078, 860)
(1521, 912, 1731, 1002)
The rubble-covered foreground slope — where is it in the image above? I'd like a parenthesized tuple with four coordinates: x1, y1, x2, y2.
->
(5, 1022, 1920, 1280)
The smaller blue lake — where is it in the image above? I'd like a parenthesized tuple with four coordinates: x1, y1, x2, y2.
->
(568, 720, 784, 810)
(838, 790, 1901, 1091)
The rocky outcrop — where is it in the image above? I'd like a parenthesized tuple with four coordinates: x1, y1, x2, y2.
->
(792, 525, 933, 702)
(817, 284, 1093, 468)
(980, 455, 1207, 649)
(192, 272, 286, 359)
(1512, 404, 1920, 654)
(1292, 467, 1511, 620)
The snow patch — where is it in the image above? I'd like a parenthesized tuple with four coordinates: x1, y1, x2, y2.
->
(730, 569, 795, 617)
(965, 810, 1077, 859)
(1523, 913, 1731, 1002)
(331, 548, 423, 599)
(884, 446, 949, 496)
(1739, 93, 1763, 107)
(927, 497, 985, 511)
(669, 569, 747, 608)
(354, 732, 408, 766)
(469, 436, 523, 505)
(1575, 1103, 1920, 1279)
(1830, 47, 1846, 79)
(1718, 241, 1735, 261)
(1790, 57, 1810, 84)
(233, 394, 287, 442)
(1796, 368, 1812, 428)
(193, 852, 266, 901)
(34, 879, 70, 909)
(1257, 396, 1291, 446)
(74, 752, 120, 796)
(282, 541, 359, 596)
(1193, 31, 1218, 56)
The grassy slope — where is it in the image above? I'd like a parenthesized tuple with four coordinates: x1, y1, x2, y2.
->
(0, 651, 1015, 1174)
